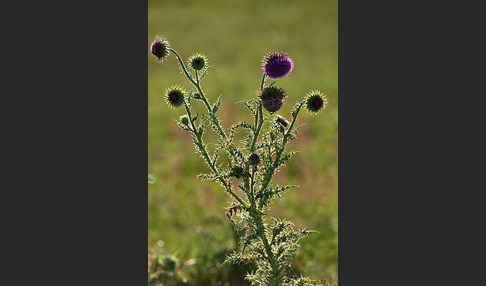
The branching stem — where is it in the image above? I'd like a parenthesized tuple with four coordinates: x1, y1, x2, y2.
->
(182, 101, 248, 209)
(243, 73, 283, 285)
(169, 48, 227, 140)
(170, 47, 250, 207)
(259, 101, 304, 198)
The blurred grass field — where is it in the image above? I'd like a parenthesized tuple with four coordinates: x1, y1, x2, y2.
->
(149, 0, 337, 283)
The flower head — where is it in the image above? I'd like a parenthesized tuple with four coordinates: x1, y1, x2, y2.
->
(179, 115, 189, 126)
(276, 115, 289, 128)
(262, 52, 294, 79)
(305, 90, 328, 113)
(165, 86, 185, 108)
(260, 86, 286, 112)
(151, 38, 170, 61)
(248, 153, 260, 166)
(189, 54, 207, 71)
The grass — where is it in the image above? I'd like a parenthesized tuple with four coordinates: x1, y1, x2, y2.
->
(148, 0, 337, 284)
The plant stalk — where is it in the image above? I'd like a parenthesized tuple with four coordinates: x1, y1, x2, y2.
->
(244, 73, 281, 285)
(170, 48, 227, 140)
(259, 101, 304, 196)
(183, 101, 248, 209)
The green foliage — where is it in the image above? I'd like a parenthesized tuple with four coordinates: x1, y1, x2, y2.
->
(287, 277, 322, 286)
(148, 242, 187, 286)
(229, 121, 253, 143)
(256, 185, 297, 209)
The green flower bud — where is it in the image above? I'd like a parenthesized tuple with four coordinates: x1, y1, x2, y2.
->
(189, 54, 207, 71)
(305, 90, 328, 114)
(165, 86, 185, 108)
(179, 115, 189, 125)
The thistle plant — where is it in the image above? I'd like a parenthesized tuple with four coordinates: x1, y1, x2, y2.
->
(150, 37, 328, 286)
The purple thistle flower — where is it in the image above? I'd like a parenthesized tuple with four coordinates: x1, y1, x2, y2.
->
(262, 52, 294, 79)
(151, 38, 170, 61)
(260, 86, 286, 113)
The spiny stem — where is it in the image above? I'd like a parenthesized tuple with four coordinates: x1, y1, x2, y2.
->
(242, 73, 280, 285)
(250, 102, 264, 152)
(170, 48, 227, 140)
(170, 48, 239, 194)
(169, 48, 197, 86)
(250, 73, 266, 154)
(259, 101, 304, 195)
(194, 69, 212, 112)
(251, 204, 279, 284)
(245, 170, 278, 278)
(183, 100, 248, 209)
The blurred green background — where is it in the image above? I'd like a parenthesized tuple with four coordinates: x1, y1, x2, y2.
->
(149, 0, 337, 284)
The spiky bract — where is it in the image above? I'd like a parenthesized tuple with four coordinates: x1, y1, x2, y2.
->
(165, 86, 185, 108)
(151, 37, 170, 61)
(305, 90, 327, 113)
(260, 86, 286, 112)
(262, 52, 294, 79)
(189, 54, 207, 71)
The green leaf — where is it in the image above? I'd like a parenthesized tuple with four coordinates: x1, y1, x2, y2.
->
(199, 69, 208, 80)
(239, 100, 257, 116)
(229, 121, 253, 143)
(212, 143, 223, 167)
(198, 122, 205, 137)
(197, 173, 218, 181)
(213, 96, 222, 113)
(242, 233, 258, 254)
(186, 92, 192, 107)
(238, 184, 248, 193)
(277, 151, 296, 169)
(176, 121, 192, 132)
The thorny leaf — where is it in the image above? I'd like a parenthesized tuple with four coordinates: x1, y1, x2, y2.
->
(241, 100, 257, 116)
(213, 95, 222, 113)
(198, 173, 218, 181)
(176, 121, 192, 132)
(229, 121, 253, 143)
